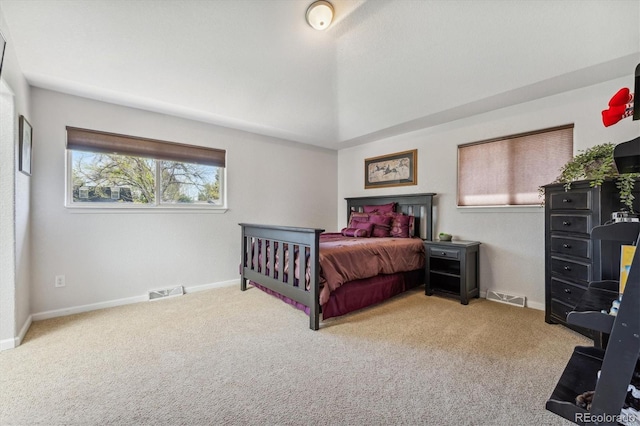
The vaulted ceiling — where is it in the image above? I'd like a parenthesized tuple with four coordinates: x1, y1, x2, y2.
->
(1, 0, 638, 150)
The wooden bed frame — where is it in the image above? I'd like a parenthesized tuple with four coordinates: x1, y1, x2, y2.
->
(239, 193, 436, 330)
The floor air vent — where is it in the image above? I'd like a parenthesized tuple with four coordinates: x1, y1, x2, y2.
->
(148, 285, 184, 301)
(486, 290, 526, 307)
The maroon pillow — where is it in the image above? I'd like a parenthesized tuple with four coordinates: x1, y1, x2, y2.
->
(348, 212, 369, 228)
(363, 202, 396, 214)
(353, 220, 374, 235)
(390, 214, 414, 238)
(341, 223, 372, 238)
(368, 214, 392, 237)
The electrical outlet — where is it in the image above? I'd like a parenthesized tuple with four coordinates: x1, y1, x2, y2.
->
(55, 275, 65, 288)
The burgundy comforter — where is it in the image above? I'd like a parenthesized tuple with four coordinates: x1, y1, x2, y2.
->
(318, 233, 424, 304)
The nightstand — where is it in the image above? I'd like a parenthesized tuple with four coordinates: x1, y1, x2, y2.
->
(424, 240, 480, 304)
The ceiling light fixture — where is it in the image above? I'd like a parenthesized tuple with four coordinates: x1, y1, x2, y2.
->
(306, 1, 334, 31)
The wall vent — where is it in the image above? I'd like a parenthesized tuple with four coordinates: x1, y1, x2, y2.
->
(486, 290, 526, 308)
(148, 285, 184, 301)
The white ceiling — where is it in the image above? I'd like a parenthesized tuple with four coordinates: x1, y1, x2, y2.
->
(1, 0, 639, 150)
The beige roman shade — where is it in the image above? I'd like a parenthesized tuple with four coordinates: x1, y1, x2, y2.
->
(66, 126, 226, 167)
(457, 125, 573, 206)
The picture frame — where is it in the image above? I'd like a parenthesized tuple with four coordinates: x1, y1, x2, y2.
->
(19, 115, 32, 176)
(0, 30, 6, 77)
(364, 149, 417, 189)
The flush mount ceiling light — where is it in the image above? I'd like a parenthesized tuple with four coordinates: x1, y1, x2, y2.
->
(306, 0, 334, 30)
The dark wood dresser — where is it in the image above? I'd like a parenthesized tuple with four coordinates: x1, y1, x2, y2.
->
(543, 179, 639, 338)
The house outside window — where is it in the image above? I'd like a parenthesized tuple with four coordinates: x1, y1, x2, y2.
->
(79, 186, 89, 199)
(110, 187, 120, 200)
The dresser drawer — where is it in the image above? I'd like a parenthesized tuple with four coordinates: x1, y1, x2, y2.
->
(550, 236, 591, 259)
(550, 214, 591, 234)
(550, 278, 587, 306)
(550, 298, 575, 322)
(551, 257, 591, 283)
(428, 247, 459, 260)
(549, 191, 591, 211)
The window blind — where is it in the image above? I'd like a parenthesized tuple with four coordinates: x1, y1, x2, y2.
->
(457, 125, 573, 206)
(66, 126, 226, 168)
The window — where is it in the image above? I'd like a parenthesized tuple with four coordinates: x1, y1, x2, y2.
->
(457, 125, 573, 207)
(66, 127, 226, 209)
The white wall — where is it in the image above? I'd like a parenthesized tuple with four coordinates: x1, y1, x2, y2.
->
(30, 88, 337, 316)
(0, 8, 32, 349)
(334, 0, 639, 142)
(337, 76, 639, 309)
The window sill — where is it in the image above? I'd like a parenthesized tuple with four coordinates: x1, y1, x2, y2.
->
(456, 205, 544, 213)
(65, 204, 228, 214)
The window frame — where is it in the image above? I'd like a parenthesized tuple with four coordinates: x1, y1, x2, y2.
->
(65, 132, 227, 212)
(456, 124, 574, 208)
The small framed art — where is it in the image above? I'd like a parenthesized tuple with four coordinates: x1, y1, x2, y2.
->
(19, 115, 32, 176)
(0, 30, 6, 77)
(364, 149, 417, 189)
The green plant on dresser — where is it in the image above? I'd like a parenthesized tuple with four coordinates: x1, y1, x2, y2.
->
(542, 143, 639, 212)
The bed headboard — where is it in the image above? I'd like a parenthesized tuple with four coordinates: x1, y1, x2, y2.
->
(345, 193, 436, 241)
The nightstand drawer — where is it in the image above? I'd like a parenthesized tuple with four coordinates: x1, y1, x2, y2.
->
(550, 236, 591, 259)
(549, 191, 591, 210)
(550, 278, 587, 306)
(428, 247, 459, 260)
(550, 214, 591, 234)
(551, 257, 591, 282)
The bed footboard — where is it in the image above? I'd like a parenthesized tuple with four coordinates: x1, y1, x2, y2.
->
(239, 223, 325, 330)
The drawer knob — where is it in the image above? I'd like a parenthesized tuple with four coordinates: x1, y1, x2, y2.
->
(564, 288, 571, 294)
(441, 252, 447, 256)
(562, 198, 571, 203)
(563, 244, 572, 248)
(562, 221, 571, 226)
(564, 265, 572, 271)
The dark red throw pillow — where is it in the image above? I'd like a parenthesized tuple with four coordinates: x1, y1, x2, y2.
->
(368, 214, 392, 237)
(363, 202, 396, 214)
(348, 212, 369, 228)
(390, 214, 413, 238)
(341, 220, 373, 237)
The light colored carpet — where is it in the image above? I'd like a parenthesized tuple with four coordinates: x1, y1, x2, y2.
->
(0, 285, 589, 425)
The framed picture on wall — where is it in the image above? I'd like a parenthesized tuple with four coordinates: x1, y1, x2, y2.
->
(0, 30, 6, 77)
(19, 115, 32, 176)
(364, 149, 417, 189)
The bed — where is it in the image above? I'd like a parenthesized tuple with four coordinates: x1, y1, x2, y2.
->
(239, 193, 436, 330)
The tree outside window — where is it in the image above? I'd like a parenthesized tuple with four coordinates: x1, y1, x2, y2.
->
(71, 151, 222, 205)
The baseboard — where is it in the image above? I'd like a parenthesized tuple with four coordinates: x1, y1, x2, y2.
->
(31, 279, 241, 322)
(526, 300, 544, 311)
(0, 314, 33, 351)
(32, 294, 148, 321)
(185, 279, 239, 293)
(0, 337, 15, 351)
(17, 314, 32, 345)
